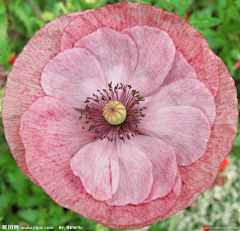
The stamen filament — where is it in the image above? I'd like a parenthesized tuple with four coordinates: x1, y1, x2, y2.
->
(79, 83, 146, 142)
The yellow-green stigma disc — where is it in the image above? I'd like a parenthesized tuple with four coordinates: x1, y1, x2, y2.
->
(103, 100, 127, 125)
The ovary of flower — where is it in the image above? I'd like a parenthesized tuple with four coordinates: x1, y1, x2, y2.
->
(103, 100, 127, 125)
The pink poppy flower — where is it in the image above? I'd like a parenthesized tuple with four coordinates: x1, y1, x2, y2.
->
(2, 2, 238, 229)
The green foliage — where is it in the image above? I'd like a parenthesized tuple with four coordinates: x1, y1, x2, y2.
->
(155, 0, 193, 18)
(0, 0, 10, 69)
(234, 134, 240, 147)
(188, 16, 222, 28)
(0, 148, 98, 230)
(0, 0, 239, 230)
(189, 0, 240, 80)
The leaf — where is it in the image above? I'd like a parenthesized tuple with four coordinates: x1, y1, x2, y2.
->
(188, 15, 222, 29)
(233, 134, 240, 147)
(11, 6, 33, 35)
(217, 0, 227, 20)
(53, 2, 69, 18)
(172, 0, 194, 18)
(18, 209, 39, 223)
(207, 36, 228, 50)
(6, 169, 27, 193)
(80, 0, 108, 9)
(0, 0, 10, 68)
(0, 85, 6, 114)
(135, 0, 153, 3)
(227, 5, 240, 21)
(223, 23, 240, 35)
(42, 11, 54, 21)
(218, 0, 227, 8)
(95, 224, 110, 231)
(0, 194, 10, 210)
(197, 28, 217, 38)
(71, 0, 83, 11)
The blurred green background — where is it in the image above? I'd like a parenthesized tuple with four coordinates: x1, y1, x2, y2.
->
(0, 0, 239, 230)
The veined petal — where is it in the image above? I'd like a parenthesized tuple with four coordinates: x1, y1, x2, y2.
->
(106, 139, 153, 206)
(70, 139, 119, 201)
(19, 55, 236, 230)
(147, 78, 216, 126)
(74, 27, 138, 87)
(61, 1, 219, 98)
(122, 26, 175, 96)
(140, 106, 211, 166)
(41, 48, 105, 109)
(159, 51, 198, 90)
(19, 97, 181, 228)
(1, 11, 87, 183)
(20, 96, 95, 187)
(162, 56, 238, 220)
(131, 135, 178, 202)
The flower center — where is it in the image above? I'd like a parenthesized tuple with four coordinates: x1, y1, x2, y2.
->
(103, 100, 127, 125)
(79, 82, 146, 142)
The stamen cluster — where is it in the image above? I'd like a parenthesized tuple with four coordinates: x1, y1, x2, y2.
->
(79, 82, 147, 142)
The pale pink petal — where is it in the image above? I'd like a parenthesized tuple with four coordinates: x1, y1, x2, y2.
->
(1, 11, 89, 183)
(61, 2, 219, 97)
(70, 139, 119, 201)
(20, 97, 95, 158)
(131, 135, 178, 202)
(21, 97, 181, 227)
(147, 78, 216, 126)
(160, 51, 198, 89)
(122, 26, 175, 96)
(140, 106, 211, 166)
(162, 56, 238, 221)
(105, 170, 182, 229)
(41, 48, 105, 109)
(74, 27, 138, 87)
(20, 96, 180, 224)
(22, 130, 181, 229)
(106, 139, 153, 206)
